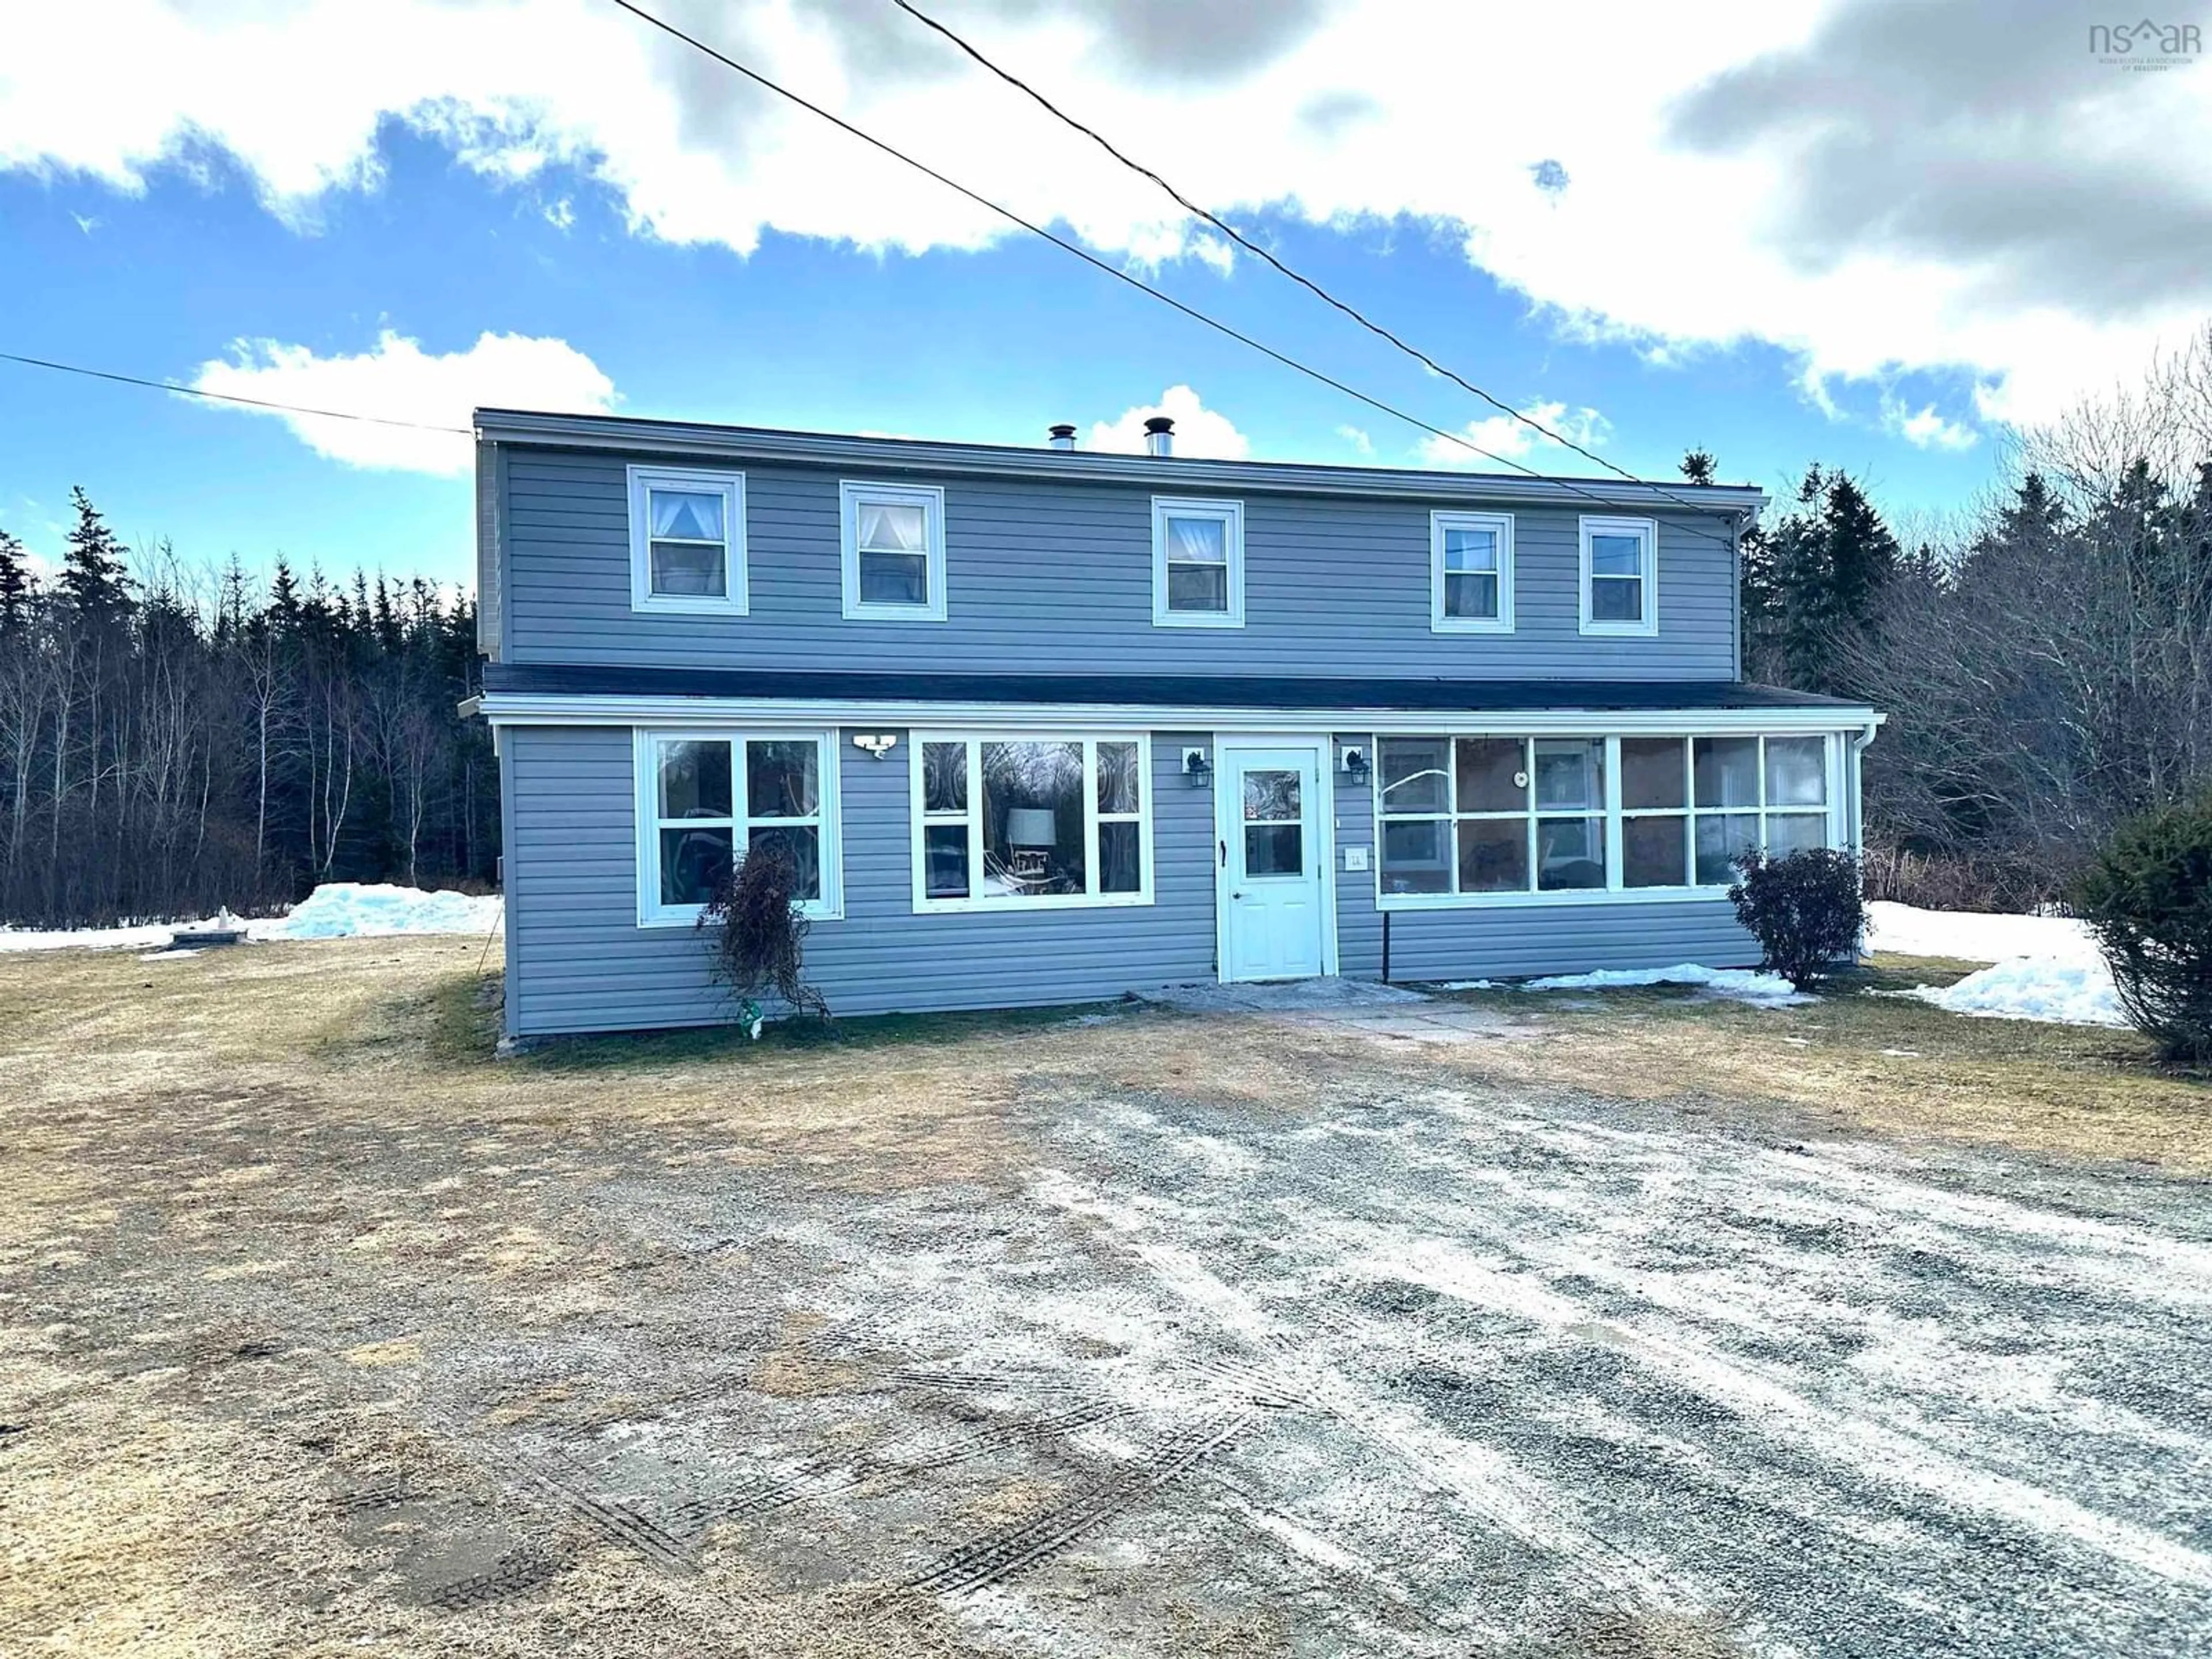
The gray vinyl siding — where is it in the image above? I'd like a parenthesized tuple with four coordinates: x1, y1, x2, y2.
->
(503, 449, 1736, 680)
(1377, 899, 1758, 984)
(503, 725, 1217, 1036)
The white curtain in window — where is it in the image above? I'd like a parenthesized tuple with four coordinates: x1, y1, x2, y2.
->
(858, 500, 926, 552)
(1169, 516, 1226, 563)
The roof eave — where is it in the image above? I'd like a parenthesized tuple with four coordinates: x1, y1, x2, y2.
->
(472, 408, 1770, 516)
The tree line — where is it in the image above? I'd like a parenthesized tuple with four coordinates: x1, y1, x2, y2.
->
(0, 490, 496, 927)
(1712, 325, 2212, 908)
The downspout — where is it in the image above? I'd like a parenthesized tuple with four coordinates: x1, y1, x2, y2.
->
(1850, 719, 1879, 957)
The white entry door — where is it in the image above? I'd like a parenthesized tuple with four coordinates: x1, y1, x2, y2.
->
(1216, 743, 1329, 982)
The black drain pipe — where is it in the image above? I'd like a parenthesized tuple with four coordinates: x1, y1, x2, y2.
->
(1381, 910, 1391, 984)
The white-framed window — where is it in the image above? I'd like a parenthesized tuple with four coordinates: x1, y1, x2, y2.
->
(633, 729, 840, 926)
(911, 734, 1153, 911)
(1374, 732, 1836, 906)
(1431, 510, 1514, 634)
(840, 480, 947, 622)
(1580, 515, 1657, 637)
(1152, 497, 1244, 627)
(627, 465, 746, 615)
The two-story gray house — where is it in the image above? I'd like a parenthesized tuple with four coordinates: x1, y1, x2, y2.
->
(467, 407, 1882, 1038)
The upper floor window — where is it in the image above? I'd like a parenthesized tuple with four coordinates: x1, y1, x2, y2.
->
(1152, 497, 1244, 627)
(627, 466, 746, 616)
(1430, 510, 1514, 634)
(1580, 515, 1657, 637)
(841, 481, 947, 622)
(634, 729, 840, 926)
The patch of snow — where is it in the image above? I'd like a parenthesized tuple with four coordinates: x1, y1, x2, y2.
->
(266, 882, 501, 940)
(137, 949, 200, 962)
(1914, 959, 2127, 1029)
(1518, 963, 1812, 1007)
(0, 882, 502, 953)
(1866, 902, 2100, 966)
(1435, 979, 1496, 991)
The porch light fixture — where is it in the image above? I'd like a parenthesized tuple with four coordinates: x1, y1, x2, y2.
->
(1182, 747, 1213, 787)
(1339, 744, 1372, 782)
(852, 733, 899, 758)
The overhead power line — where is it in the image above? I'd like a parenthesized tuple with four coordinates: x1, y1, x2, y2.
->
(887, 0, 1708, 516)
(603, 0, 1744, 548)
(0, 351, 474, 435)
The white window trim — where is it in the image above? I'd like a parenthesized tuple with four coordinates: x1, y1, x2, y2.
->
(632, 728, 842, 927)
(1151, 497, 1245, 628)
(1430, 509, 1515, 635)
(1372, 730, 1842, 910)
(840, 480, 948, 623)
(908, 732, 1156, 914)
(627, 465, 747, 616)
(1579, 514, 1658, 638)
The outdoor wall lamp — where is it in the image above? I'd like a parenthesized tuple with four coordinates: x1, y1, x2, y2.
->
(1339, 744, 1372, 782)
(1182, 748, 1213, 787)
(851, 733, 899, 758)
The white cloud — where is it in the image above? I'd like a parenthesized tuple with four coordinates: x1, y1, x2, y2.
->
(1883, 397, 1979, 452)
(1, 2, 2205, 428)
(1416, 400, 1611, 469)
(1335, 424, 1374, 456)
(1089, 385, 1249, 460)
(191, 330, 616, 476)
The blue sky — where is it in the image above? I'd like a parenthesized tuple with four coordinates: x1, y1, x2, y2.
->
(2, 1, 2203, 594)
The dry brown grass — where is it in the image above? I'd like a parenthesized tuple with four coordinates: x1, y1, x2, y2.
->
(1423, 956, 2212, 1173)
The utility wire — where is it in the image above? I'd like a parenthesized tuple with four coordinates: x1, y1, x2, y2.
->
(887, 0, 1716, 520)
(0, 350, 474, 435)
(604, 0, 1744, 546)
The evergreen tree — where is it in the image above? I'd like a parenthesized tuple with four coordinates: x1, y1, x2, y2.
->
(60, 486, 134, 628)
(1679, 448, 1717, 485)
(0, 527, 29, 633)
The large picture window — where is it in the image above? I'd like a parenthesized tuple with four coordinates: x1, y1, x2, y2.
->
(912, 735, 1152, 910)
(634, 730, 839, 925)
(627, 465, 747, 615)
(1376, 732, 1835, 903)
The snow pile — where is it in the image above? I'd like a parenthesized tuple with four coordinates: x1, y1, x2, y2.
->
(1919, 957, 2127, 1028)
(1518, 963, 1810, 1007)
(1866, 900, 2125, 1028)
(0, 883, 501, 953)
(1865, 901, 2100, 965)
(263, 883, 501, 940)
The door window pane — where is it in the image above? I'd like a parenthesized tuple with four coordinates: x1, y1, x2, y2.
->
(746, 740, 818, 818)
(1099, 820, 1142, 893)
(658, 740, 732, 819)
(1380, 819, 1451, 894)
(982, 741, 1085, 897)
(1534, 739, 1605, 811)
(660, 825, 732, 905)
(1694, 738, 1761, 808)
(1695, 813, 1760, 885)
(1245, 824, 1303, 876)
(1623, 816, 1688, 888)
(922, 742, 967, 814)
(747, 825, 820, 900)
(650, 541, 726, 597)
(1457, 818, 1529, 892)
(1767, 813, 1827, 857)
(1097, 742, 1141, 815)
(924, 824, 968, 898)
(1243, 768, 1301, 821)
(1765, 737, 1827, 807)
(1621, 738, 1687, 809)
(1381, 738, 1450, 813)
(1455, 738, 1525, 813)
(1537, 818, 1606, 890)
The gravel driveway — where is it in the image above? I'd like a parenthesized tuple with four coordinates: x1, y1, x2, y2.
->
(5, 948, 2209, 1658)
